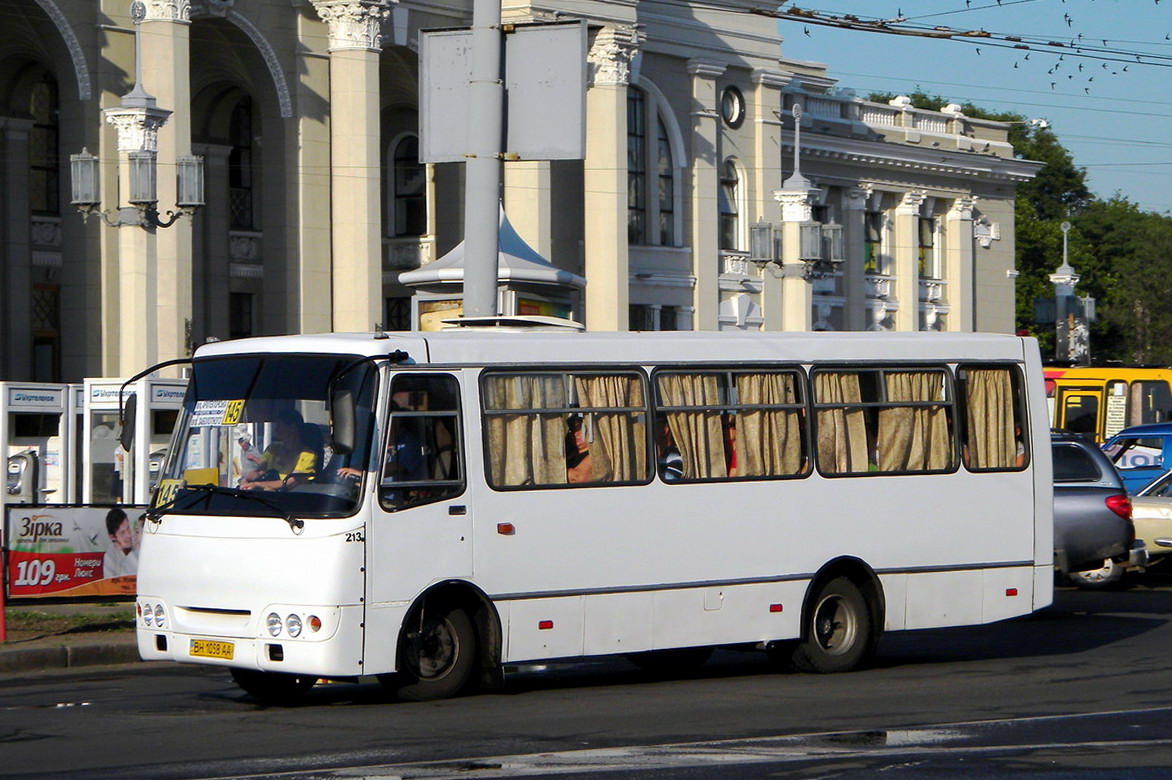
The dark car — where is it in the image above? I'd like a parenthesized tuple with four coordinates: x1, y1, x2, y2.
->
(1052, 432, 1146, 589)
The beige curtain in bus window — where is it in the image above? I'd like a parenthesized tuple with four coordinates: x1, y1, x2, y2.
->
(735, 373, 803, 477)
(878, 371, 951, 471)
(574, 375, 647, 482)
(814, 372, 868, 474)
(965, 369, 1015, 469)
(657, 374, 727, 479)
(484, 375, 567, 486)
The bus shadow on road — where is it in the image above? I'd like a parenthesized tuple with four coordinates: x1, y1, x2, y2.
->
(873, 584, 1172, 668)
(204, 585, 1172, 708)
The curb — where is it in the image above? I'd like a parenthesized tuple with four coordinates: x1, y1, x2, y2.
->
(0, 642, 141, 675)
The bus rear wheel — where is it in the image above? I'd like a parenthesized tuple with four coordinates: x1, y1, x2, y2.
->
(791, 577, 873, 674)
(230, 668, 316, 705)
(391, 602, 477, 702)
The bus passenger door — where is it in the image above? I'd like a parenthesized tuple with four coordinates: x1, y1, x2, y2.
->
(1059, 390, 1100, 439)
(363, 372, 472, 671)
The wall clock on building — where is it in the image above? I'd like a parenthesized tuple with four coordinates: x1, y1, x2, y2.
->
(720, 86, 745, 129)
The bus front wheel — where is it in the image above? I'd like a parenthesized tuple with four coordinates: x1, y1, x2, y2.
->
(230, 668, 316, 705)
(391, 602, 477, 701)
(791, 577, 872, 674)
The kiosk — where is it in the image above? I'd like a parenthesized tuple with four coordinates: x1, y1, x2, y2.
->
(65, 383, 85, 504)
(1, 382, 68, 507)
(82, 378, 187, 505)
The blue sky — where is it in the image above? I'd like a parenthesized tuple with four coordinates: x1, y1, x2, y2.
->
(778, 0, 1172, 213)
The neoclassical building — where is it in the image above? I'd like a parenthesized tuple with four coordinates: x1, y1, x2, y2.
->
(0, 0, 1040, 382)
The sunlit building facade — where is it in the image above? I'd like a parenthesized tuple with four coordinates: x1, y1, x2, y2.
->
(0, 0, 1038, 381)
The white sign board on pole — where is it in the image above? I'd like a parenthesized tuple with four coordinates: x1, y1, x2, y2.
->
(420, 21, 586, 164)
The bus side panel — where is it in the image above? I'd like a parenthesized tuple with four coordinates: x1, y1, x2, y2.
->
(904, 570, 984, 630)
(982, 566, 1038, 623)
(879, 573, 907, 632)
(503, 596, 585, 662)
(649, 581, 803, 650)
(582, 592, 654, 656)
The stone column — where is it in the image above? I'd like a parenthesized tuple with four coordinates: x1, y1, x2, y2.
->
(504, 161, 552, 259)
(0, 119, 33, 378)
(292, 11, 332, 334)
(892, 190, 926, 332)
(312, 0, 390, 332)
(775, 187, 818, 332)
(140, 0, 193, 365)
(945, 197, 976, 332)
(688, 60, 726, 332)
(104, 104, 170, 375)
(753, 70, 787, 333)
(842, 186, 868, 331)
(195, 144, 233, 340)
(584, 26, 641, 331)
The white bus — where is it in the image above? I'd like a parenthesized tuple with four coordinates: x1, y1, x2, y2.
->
(135, 325, 1053, 703)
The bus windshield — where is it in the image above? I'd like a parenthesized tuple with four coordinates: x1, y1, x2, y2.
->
(156, 354, 379, 518)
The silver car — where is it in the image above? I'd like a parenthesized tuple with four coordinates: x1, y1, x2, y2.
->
(1051, 433, 1146, 589)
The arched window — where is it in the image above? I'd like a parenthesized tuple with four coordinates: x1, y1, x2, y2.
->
(29, 74, 59, 215)
(656, 116, 674, 245)
(719, 159, 740, 251)
(627, 86, 678, 247)
(228, 97, 254, 229)
(392, 135, 425, 237)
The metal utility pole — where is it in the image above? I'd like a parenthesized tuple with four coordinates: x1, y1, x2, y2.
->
(462, 0, 505, 319)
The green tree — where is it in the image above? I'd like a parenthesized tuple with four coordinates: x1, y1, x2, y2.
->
(1077, 198, 1172, 364)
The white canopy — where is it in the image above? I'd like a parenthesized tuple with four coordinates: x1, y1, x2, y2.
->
(399, 208, 586, 289)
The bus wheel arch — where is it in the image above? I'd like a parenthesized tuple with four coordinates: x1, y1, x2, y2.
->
(792, 558, 884, 673)
(385, 581, 502, 700)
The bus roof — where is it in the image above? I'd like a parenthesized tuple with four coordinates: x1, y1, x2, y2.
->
(194, 330, 1033, 366)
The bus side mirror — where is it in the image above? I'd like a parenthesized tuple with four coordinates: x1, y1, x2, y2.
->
(119, 393, 138, 452)
(331, 389, 355, 455)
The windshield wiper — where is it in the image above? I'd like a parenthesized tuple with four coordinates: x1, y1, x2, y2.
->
(146, 484, 304, 532)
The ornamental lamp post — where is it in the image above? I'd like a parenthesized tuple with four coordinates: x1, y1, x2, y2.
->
(69, 1, 203, 229)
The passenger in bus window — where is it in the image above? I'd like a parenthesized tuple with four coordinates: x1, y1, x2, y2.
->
(240, 409, 317, 490)
(656, 421, 683, 481)
(381, 392, 429, 506)
(722, 413, 738, 477)
(565, 414, 593, 483)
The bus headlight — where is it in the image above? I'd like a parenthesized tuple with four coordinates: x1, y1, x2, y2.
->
(153, 604, 166, 629)
(142, 603, 153, 627)
(285, 614, 302, 638)
(266, 612, 283, 637)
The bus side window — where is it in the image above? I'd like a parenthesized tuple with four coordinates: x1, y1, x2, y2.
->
(813, 368, 952, 476)
(379, 374, 464, 511)
(482, 370, 649, 489)
(654, 369, 806, 482)
(958, 365, 1026, 472)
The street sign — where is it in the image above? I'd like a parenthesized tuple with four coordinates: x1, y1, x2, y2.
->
(420, 21, 586, 163)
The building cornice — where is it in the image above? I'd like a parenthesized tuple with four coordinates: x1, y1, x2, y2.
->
(783, 133, 1043, 183)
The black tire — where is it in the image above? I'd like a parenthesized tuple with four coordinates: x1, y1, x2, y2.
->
(791, 577, 873, 674)
(1069, 558, 1126, 590)
(230, 668, 316, 705)
(626, 646, 713, 675)
(391, 602, 477, 702)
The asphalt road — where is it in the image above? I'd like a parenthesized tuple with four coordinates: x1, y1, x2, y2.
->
(5, 581, 1172, 779)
